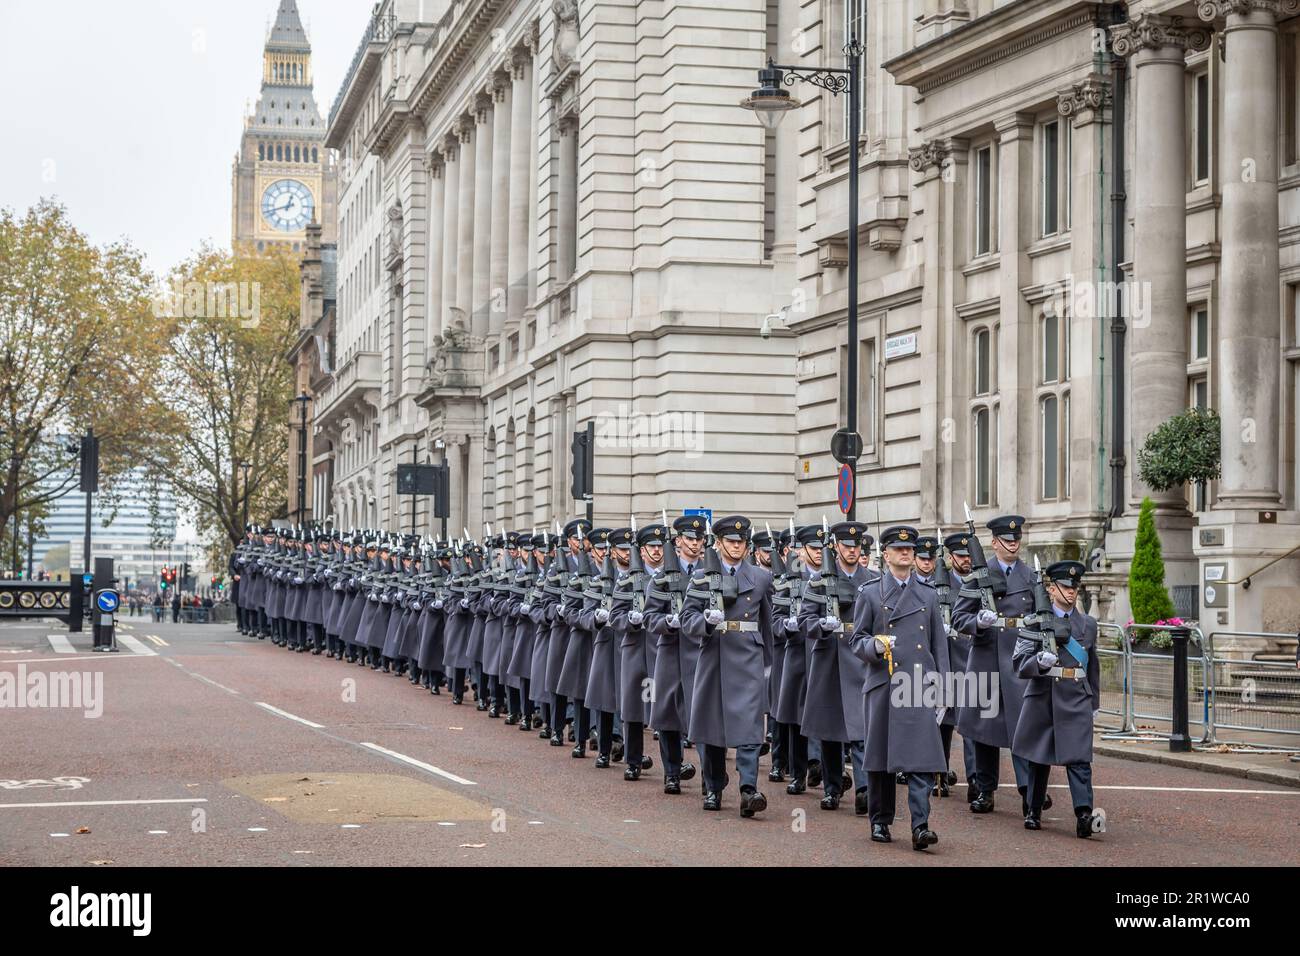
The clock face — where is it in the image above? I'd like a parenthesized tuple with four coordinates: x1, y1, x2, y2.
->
(261, 179, 314, 232)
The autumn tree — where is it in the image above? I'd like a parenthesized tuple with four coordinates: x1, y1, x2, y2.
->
(0, 199, 163, 550)
(146, 245, 299, 568)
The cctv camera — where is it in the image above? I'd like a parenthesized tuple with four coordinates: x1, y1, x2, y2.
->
(760, 315, 772, 340)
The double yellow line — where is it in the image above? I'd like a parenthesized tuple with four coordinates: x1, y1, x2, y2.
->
(144, 634, 170, 647)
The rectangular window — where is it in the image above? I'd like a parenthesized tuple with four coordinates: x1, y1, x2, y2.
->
(975, 146, 992, 256)
(1063, 392, 1071, 499)
(839, 337, 879, 450)
(1192, 306, 1209, 361)
(975, 328, 991, 396)
(1041, 120, 1059, 236)
(1041, 395, 1059, 499)
(1195, 72, 1210, 183)
(842, 0, 868, 139)
(1063, 120, 1072, 230)
(974, 407, 991, 507)
(1042, 314, 1059, 384)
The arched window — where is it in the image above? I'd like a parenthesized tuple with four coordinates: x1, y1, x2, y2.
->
(483, 429, 497, 526)
(521, 410, 536, 524)
(258, 143, 265, 161)
(312, 148, 318, 164)
(294, 145, 300, 162)
(500, 420, 516, 525)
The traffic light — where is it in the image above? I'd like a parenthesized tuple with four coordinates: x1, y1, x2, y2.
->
(181, 562, 191, 590)
(570, 424, 594, 501)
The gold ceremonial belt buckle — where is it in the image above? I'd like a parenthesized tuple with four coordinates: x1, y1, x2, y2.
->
(998, 617, 1022, 627)
(717, 621, 759, 632)
(1048, 666, 1082, 680)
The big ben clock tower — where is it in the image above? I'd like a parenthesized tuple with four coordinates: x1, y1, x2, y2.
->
(231, 0, 336, 252)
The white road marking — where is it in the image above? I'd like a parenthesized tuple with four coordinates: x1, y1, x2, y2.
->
(50, 833, 70, 838)
(247, 827, 268, 833)
(164, 659, 242, 696)
(527, 821, 544, 826)
(0, 654, 148, 665)
(115, 634, 157, 657)
(341, 824, 362, 830)
(358, 742, 477, 787)
(437, 822, 456, 827)
(1005, 783, 1300, 796)
(255, 702, 324, 729)
(148, 830, 168, 835)
(46, 634, 76, 654)
(0, 798, 207, 810)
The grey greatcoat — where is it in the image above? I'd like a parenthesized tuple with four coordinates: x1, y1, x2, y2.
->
(481, 590, 508, 678)
(773, 570, 812, 725)
(543, 555, 580, 695)
(797, 562, 876, 742)
(465, 591, 489, 669)
(610, 570, 657, 726)
(416, 596, 446, 672)
(680, 561, 774, 749)
(1011, 611, 1101, 766)
(442, 594, 475, 671)
(952, 559, 1036, 748)
(507, 581, 541, 690)
(557, 591, 595, 701)
(645, 564, 693, 733)
(339, 565, 371, 645)
(580, 581, 620, 715)
(526, 598, 554, 703)
(849, 573, 951, 773)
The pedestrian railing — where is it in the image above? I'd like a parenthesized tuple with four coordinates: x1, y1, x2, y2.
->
(1097, 624, 1300, 751)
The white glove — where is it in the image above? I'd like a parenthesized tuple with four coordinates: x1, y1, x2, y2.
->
(820, 616, 841, 633)
(784, 616, 799, 631)
(874, 636, 892, 655)
(1092, 710, 1100, 720)
(666, 614, 680, 630)
(595, 608, 610, 625)
(433, 600, 444, 610)
(1037, 650, 1059, 668)
(628, 610, 644, 627)
(459, 598, 470, 610)
(519, 603, 532, 615)
(976, 609, 998, 629)
(704, 608, 724, 627)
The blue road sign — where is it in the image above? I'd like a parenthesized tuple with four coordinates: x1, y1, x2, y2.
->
(96, 590, 120, 614)
(684, 508, 713, 525)
(838, 465, 855, 514)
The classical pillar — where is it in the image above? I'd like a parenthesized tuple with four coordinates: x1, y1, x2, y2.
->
(472, 94, 495, 339)
(441, 135, 461, 331)
(556, 113, 578, 282)
(995, 112, 1034, 510)
(525, 26, 541, 315)
(1110, 14, 1210, 511)
(489, 71, 513, 344)
(426, 150, 445, 345)
(1200, 0, 1285, 508)
(455, 116, 476, 325)
(507, 46, 535, 331)
(770, 0, 799, 267)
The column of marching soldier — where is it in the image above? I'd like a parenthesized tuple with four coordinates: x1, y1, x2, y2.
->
(229, 510, 1103, 850)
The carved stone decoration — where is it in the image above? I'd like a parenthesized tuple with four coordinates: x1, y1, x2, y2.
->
(908, 139, 955, 173)
(552, 0, 580, 73)
(1109, 14, 1211, 58)
(1057, 73, 1111, 118)
(387, 202, 403, 261)
(1197, 0, 1300, 20)
(426, 324, 484, 390)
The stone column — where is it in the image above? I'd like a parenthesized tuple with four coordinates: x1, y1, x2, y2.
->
(556, 113, 578, 282)
(455, 116, 476, 326)
(1058, 74, 1111, 516)
(508, 46, 535, 332)
(995, 112, 1034, 511)
(1110, 14, 1210, 511)
(441, 135, 461, 331)
(770, 0, 799, 268)
(472, 94, 495, 339)
(1200, 0, 1285, 508)
(425, 151, 445, 345)
(525, 26, 541, 316)
(489, 71, 513, 346)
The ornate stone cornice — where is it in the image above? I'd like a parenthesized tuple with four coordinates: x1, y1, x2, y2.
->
(473, 92, 492, 123)
(1197, 0, 1300, 20)
(455, 113, 475, 143)
(509, 46, 532, 81)
(909, 138, 962, 173)
(489, 69, 511, 104)
(442, 133, 459, 160)
(1110, 14, 1211, 58)
(1057, 74, 1110, 118)
(427, 149, 444, 177)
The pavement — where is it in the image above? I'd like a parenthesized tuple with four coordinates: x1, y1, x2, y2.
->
(2, 617, 1299, 867)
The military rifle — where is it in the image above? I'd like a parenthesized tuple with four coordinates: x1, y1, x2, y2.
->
(933, 525, 955, 636)
(958, 501, 998, 614)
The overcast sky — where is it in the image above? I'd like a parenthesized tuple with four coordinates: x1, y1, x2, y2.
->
(0, 0, 374, 278)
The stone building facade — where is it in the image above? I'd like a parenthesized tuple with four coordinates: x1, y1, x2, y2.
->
(316, 0, 1300, 639)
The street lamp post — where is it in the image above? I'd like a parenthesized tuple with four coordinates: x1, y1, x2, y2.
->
(238, 459, 252, 532)
(741, 39, 863, 520)
(291, 392, 311, 528)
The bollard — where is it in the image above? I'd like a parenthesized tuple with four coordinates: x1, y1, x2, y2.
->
(1169, 626, 1192, 752)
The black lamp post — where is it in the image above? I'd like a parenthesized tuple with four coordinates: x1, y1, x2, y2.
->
(291, 392, 311, 528)
(238, 459, 252, 532)
(741, 39, 864, 519)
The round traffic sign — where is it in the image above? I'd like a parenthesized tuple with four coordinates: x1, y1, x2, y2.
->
(831, 429, 864, 465)
(837, 464, 855, 514)
(96, 590, 120, 614)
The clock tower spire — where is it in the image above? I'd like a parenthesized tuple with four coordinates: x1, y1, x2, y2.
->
(231, 0, 336, 252)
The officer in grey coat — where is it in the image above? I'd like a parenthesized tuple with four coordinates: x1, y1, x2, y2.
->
(610, 523, 664, 780)
(794, 521, 876, 813)
(952, 515, 1049, 816)
(580, 530, 624, 768)
(849, 525, 949, 851)
(545, 520, 589, 745)
(1012, 560, 1102, 838)
(775, 526, 824, 794)
(644, 515, 705, 792)
(680, 515, 773, 818)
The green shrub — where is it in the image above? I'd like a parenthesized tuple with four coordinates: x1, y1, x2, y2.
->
(1137, 407, 1221, 492)
(1128, 496, 1177, 645)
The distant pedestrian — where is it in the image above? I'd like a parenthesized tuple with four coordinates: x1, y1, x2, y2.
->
(152, 593, 164, 623)
(171, 591, 181, 624)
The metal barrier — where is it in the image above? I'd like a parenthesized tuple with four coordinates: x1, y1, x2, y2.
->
(1095, 624, 1300, 750)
